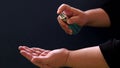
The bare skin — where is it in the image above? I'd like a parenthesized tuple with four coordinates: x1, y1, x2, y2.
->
(19, 46, 109, 68)
(19, 46, 69, 68)
(19, 4, 111, 68)
(57, 4, 110, 35)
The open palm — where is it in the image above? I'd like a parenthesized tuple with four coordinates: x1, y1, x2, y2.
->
(19, 46, 69, 68)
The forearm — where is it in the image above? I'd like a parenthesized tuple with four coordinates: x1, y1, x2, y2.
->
(66, 46, 109, 68)
(85, 8, 111, 27)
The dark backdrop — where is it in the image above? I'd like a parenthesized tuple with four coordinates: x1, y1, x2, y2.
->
(0, 0, 110, 68)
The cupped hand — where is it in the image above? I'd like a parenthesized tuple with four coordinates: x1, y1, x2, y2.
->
(19, 46, 70, 68)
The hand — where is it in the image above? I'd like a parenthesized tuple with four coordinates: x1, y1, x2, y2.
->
(57, 4, 88, 35)
(18, 46, 70, 68)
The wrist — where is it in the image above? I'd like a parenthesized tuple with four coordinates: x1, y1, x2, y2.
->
(65, 50, 73, 67)
(84, 8, 111, 27)
(84, 10, 93, 26)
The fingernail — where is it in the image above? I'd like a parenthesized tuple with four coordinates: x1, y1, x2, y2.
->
(67, 20, 71, 24)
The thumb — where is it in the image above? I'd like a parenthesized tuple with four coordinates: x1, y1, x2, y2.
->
(31, 56, 49, 64)
(31, 56, 54, 68)
(67, 16, 77, 24)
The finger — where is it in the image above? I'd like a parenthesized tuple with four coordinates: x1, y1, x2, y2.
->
(19, 46, 37, 56)
(57, 16, 72, 35)
(20, 50, 33, 60)
(30, 49, 42, 56)
(57, 16, 68, 29)
(29, 48, 45, 56)
(18, 46, 29, 50)
(31, 60, 43, 68)
(57, 4, 71, 14)
(40, 50, 50, 56)
(19, 46, 38, 54)
(31, 56, 48, 64)
(31, 47, 45, 53)
(19, 46, 39, 56)
(31, 56, 45, 67)
(24, 48, 40, 56)
(67, 16, 79, 24)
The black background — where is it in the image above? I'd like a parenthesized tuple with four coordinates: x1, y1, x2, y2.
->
(0, 0, 110, 68)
